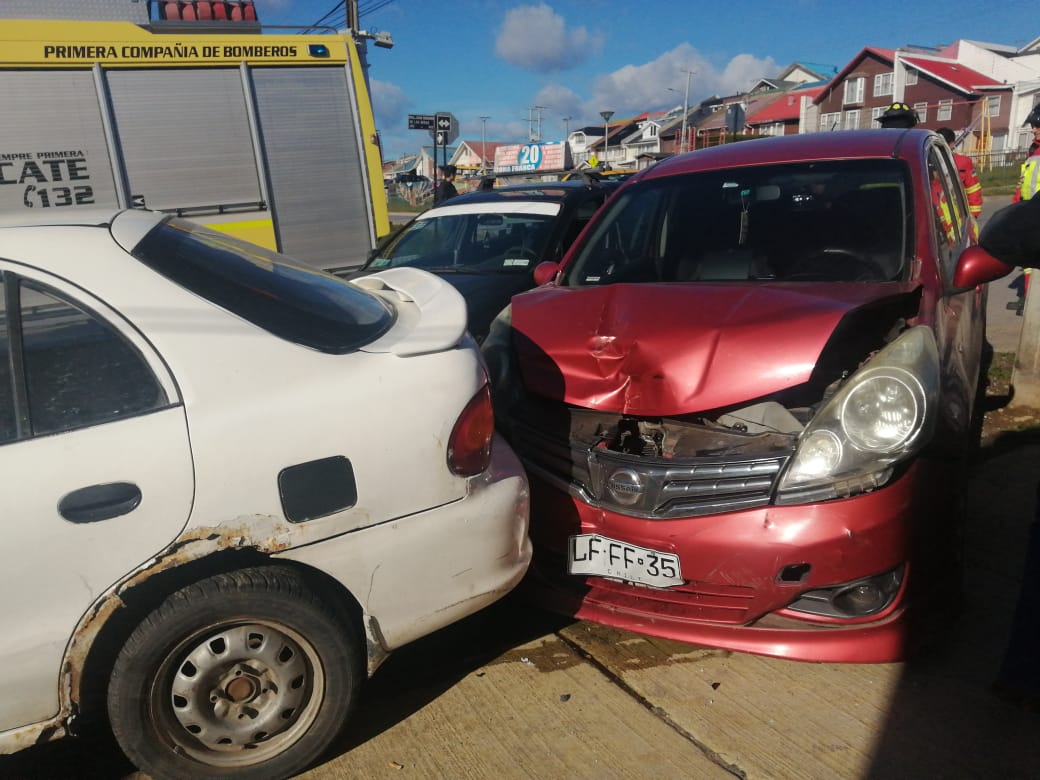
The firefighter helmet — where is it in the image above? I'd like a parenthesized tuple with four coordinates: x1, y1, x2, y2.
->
(877, 102, 918, 129)
(1026, 104, 1040, 128)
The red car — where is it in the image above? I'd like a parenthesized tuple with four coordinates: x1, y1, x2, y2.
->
(483, 130, 1012, 663)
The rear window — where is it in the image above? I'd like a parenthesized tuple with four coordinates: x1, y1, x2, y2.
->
(132, 218, 395, 353)
(564, 159, 913, 286)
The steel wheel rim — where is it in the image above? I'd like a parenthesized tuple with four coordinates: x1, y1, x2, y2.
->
(152, 619, 325, 768)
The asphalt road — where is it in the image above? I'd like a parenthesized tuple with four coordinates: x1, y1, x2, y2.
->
(4, 195, 1038, 780)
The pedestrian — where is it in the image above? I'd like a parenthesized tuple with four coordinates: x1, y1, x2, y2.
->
(875, 102, 918, 129)
(1013, 105, 1040, 203)
(434, 164, 458, 205)
(936, 127, 983, 218)
(978, 196, 1040, 712)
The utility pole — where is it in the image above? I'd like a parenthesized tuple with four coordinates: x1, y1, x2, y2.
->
(679, 67, 694, 154)
(345, 0, 358, 31)
(527, 106, 547, 142)
(563, 116, 572, 139)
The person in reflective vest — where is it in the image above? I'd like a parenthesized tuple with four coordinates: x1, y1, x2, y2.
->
(937, 127, 983, 218)
(931, 171, 957, 245)
(1013, 105, 1040, 203)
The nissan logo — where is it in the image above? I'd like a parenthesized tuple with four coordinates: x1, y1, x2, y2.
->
(606, 468, 644, 506)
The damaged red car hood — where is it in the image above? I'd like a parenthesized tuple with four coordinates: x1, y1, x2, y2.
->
(511, 281, 921, 416)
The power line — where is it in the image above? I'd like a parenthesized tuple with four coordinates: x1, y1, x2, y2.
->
(360, 0, 397, 17)
(305, 0, 397, 32)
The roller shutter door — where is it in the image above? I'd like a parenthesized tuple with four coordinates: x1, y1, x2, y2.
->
(0, 71, 119, 214)
(106, 68, 262, 212)
(251, 67, 369, 270)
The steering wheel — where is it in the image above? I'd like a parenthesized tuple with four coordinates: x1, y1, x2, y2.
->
(785, 248, 885, 282)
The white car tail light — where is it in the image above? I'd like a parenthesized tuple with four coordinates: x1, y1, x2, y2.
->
(448, 383, 495, 476)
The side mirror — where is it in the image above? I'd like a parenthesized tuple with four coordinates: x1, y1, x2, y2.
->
(533, 261, 561, 286)
(952, 246, 1016, 291)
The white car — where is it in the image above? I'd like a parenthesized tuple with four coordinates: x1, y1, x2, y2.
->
(0, 209, 531, 779)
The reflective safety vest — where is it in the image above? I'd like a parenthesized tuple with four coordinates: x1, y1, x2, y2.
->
(932, 177, 956, 244)
(1020, 156, 1040, 202)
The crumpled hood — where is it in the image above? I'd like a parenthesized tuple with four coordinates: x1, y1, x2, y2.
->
(510, 281, 921, 416)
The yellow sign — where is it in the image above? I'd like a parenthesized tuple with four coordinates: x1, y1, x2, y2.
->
(0, 20, 348, 67)
(587, 155, 600, 168)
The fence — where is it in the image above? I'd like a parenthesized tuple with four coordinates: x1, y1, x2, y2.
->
(967, 148, 1029, 172)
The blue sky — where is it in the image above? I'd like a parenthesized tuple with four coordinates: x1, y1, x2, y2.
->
(255, 0, 1036, 159)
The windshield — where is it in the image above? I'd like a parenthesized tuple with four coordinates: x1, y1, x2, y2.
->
(563, 159, 912, 286)
(370, 202, 561, 273)
(132, 218, 395, 354)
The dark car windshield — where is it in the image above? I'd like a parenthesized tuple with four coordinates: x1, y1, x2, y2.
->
(369, 206, 560, 273)
(563, 159, 913, 286)
(132, 218, 395, 354)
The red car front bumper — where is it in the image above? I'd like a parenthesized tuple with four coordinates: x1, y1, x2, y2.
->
(523, 458, 953, 663)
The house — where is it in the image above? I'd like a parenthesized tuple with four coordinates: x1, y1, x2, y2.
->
(448, 140, 509, 176)
(619, 112, 670, 163)
(411, 145, 457, 179)
(745, 84, 826, 137)
(570, 116, 642, 169)
(813, 44, 1019, 156)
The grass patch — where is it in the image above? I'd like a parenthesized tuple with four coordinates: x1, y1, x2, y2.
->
(988, 351, 1015, 392)
(978, 164, 1021, 196)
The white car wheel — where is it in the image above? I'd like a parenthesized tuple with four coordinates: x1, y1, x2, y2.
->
(107, 566, 359, 780)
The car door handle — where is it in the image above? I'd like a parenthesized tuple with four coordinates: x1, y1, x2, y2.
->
(58, 482, 142, 524)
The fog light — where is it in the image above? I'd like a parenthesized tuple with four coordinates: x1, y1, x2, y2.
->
(833, 582, 886, 615)
(785, 566, 903, 619)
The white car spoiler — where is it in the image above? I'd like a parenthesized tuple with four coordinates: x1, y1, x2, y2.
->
(351, 267, 469, 356)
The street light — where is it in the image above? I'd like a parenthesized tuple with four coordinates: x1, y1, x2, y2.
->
(669, 68, 694, 152)
(479, 115, 490, 176)
(563, 116, 572, 139)
(600, 110, 614, 166)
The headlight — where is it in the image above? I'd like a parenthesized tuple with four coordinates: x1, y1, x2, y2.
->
(841, 368, 924, 452)
(777, 326, 939, 503)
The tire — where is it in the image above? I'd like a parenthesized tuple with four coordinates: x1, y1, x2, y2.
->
(107, 566, 360, 780)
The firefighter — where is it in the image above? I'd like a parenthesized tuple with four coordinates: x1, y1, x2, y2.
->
(937, 127, 983, 218)
(1013, 105, 1040, 203)
(876, 102, 918, 129)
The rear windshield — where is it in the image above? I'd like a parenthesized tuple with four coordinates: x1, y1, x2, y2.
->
(563, 159, 913, 286)
(132, 218, 395, 353)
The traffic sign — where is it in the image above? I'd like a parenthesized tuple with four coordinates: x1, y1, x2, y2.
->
(430, 112, 459, 145)
(408, 113, 435, 130)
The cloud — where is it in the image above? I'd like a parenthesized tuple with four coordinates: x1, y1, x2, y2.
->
(495, 3, 604, 73)
(583, 43, 777, 122)
(369, 79, 410, 130)
(533, 83, 584, 121)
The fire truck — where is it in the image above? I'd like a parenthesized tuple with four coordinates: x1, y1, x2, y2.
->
(0, 0, 389, 272)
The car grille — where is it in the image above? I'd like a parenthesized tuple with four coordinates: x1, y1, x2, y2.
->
(510, 417, 788, 519)
(535, 551, 756, 623)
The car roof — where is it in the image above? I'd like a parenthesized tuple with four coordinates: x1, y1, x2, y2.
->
(448, 179, 621, 207)
(638, 129, 931, 181)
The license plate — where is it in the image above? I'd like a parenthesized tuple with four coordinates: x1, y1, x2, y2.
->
(568, 534, 683, 588)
